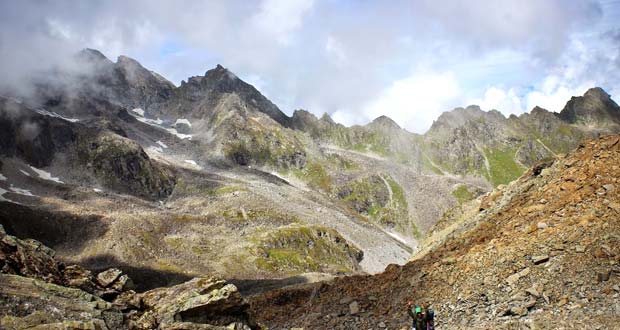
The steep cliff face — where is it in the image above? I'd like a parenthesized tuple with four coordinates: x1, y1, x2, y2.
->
(559, 87, 620, 127)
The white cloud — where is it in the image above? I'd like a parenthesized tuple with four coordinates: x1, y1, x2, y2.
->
(361, 72, 463, 133)
(469, 87, 524, 115)
(250, 0, 314, 45)
(325, 35, 347, 65)
(525, 76, 593, 112)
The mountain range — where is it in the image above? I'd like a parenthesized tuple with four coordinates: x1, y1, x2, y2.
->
(1, 48, 619, 289)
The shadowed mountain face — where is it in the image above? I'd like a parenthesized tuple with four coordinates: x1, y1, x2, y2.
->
(1, 49, 619, 289)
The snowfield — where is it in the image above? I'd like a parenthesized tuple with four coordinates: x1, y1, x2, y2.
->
(156, 141, 168, 149)
(166, 128, 193, 140)
(131, 108, 145, 117)
(30, 166, 64, 184)
(148, 146, 164, 154)
(0, 173, 6, 181)
(35, 109, 80, 122)
(19, 170, 30, 177)
(175, 118, 192, 127)
(9, 186, 35, 197)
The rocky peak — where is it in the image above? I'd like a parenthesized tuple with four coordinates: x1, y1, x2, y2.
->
(175, 64, 290, 126)
(429, 105, 506, 133)
(76, 48, 113, 66)
(290, 109, 319, 130)
(559, 87, 620, 126)
(368, 115, 401, 130)
(320, 112, 336, 125)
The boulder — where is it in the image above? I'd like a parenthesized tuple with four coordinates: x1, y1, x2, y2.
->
(0, 274, 124, 330)
(133, 276, 259, 329)
(96, 268, 123, 287)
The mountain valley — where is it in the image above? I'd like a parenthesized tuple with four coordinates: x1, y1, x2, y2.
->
(1, 49, 620, 329)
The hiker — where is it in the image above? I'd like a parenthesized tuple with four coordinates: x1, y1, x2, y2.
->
(406, 301, 426, 330)
(425, 306, 435, 330)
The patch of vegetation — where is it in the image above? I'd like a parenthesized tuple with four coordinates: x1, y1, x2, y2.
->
(252, 225, 362, 275)
(338, 175, 413, 234)
(452, 184, 475, 204)
(207, 185, 248, 196)
(485, 147, 526, 186)
(290, 161, 333, 191)
(223, 123, 306, 169)
(222, 208, 300, 225)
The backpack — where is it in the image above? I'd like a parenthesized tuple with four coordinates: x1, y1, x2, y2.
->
(426, 309, 435, 330)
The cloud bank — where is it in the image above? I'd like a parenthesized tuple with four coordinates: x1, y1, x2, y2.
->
(0, 0, 618, 133)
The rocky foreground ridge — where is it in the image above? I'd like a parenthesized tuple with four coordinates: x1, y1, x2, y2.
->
(0, 224, 260, 330)
(250, 134, 620, 329)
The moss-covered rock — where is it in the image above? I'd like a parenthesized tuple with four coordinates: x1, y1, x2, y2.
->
(78, 131, 176, 199)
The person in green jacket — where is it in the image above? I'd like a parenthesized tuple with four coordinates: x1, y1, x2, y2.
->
(406, 301, 427, 330)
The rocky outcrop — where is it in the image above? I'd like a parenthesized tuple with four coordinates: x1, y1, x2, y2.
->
(0, 274, 125, 330)
(559, 87, 620, 126)
(132, 276, 258, 330)
(0, 225, 260, 330)
(77, 131, 176, 199)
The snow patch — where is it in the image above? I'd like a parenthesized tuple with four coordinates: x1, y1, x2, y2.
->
(131, 108, 145, 117)
(93, 188, 102, 193)
(386, 231, 412, 246)
(148, 146, 163, 154)
(166, 128, 193, 140)
(175, 119, 192, 127)
(0, 173, 6, 181)
(129, 111, 192, 140)
(29, 166, 64, 184)
(20, 170, 30, 177)
(9, 185, 35, 197)
(184, 160, 198, 166)
(35, 109, 79, 122)
(136, 116, 164, 125)
(156, 141, 168, 149)
(0, 187, 13, 202)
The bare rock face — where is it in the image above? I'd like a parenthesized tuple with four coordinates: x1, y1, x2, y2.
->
(0, 224, 62, 283)
(559, 87, 620, 127)
(0, 274, 124, 330)
(77, 131, 176, 199)
(133, 276, 259, 329)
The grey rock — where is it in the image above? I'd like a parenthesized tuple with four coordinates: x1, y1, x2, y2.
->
(349, 301, 360, 315)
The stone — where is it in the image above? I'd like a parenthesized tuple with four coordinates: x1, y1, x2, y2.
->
(506, 267, 532, 286)
(135, 276, 257, 329)
(96, 268, 123, 287)
(603, 184, 615, 192)
(0, 274, 123, 329)
(526, 287, 540, 298)
(532, 255, 549, 265)
(537, 222, 548, 229)
(510, 306, 528, 316)
(575, 245, 586, 253)
(349, 301, 360, 315)
(597, 270, 611, 283)
(339, 296, 353, 304)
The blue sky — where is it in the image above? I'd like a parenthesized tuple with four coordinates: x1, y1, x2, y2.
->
(1, 0, 619, 133)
